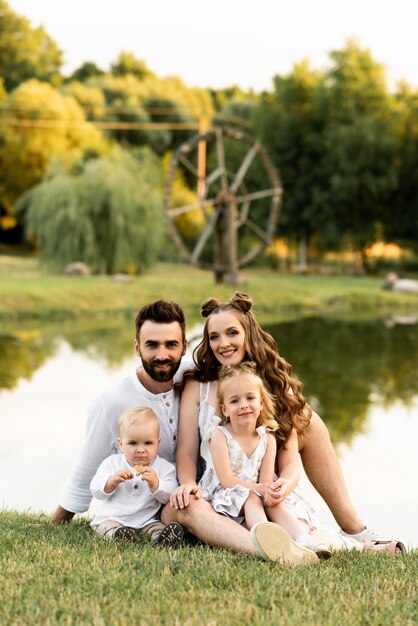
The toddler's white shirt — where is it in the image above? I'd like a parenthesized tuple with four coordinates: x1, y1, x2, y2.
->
(90, 453, 177, 528)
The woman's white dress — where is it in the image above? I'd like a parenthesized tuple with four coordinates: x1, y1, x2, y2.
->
(197, 381, 329, 528)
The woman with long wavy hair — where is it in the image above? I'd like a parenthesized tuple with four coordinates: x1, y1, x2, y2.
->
(170, 292, 406, 554)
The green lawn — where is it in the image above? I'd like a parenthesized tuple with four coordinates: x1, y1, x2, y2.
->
(2, 258, 418, 624)
(1, 256, 417, 323)
(1, 512, 417, 626)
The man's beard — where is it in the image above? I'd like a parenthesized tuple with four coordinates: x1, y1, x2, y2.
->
(141, 357, 182, 382)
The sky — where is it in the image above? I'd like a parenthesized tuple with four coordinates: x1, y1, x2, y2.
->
(8, 0, 418, 92)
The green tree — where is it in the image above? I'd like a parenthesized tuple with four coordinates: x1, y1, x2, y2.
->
(62, 81, 106, 120)
(0, 0, 63, 91)
(85, 73, 206, 154)
(17, 148, 165, 274)
(388, 83, 418, 251)
(209, 85, 251, 112)
(254, 41, 399, 271)
(254, 60, 327, 266)
(85, 73, 153, 147)
(319, 40, 397, 271)
(142, 97, 195, 155)
(67, 61, 105, 83)
(0, 80, 107, 201)
(111, 52, 155, 80)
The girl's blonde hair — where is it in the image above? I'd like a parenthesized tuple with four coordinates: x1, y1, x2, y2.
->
(190, 291, 311, 448)
(216, 363, 278, 433)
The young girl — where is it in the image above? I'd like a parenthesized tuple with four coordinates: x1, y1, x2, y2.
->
(199, 363, 331, 559)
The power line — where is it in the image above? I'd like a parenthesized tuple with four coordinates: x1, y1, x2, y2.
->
(0, 118, 200, 131)
(0, 114, 251, 132)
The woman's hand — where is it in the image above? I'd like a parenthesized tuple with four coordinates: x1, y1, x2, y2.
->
(170, 483, 202, 509)
(263, 477, 291, 507)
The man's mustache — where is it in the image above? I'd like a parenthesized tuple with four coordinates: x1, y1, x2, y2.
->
(152, 359, 175, 366)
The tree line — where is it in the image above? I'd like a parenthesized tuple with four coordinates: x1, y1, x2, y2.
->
(0, 0, 417, 274)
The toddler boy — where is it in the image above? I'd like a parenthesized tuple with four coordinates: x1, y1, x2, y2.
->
(90, 406, 183, 546)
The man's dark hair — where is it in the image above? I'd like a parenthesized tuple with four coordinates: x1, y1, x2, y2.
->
(135, 300, 186, 341)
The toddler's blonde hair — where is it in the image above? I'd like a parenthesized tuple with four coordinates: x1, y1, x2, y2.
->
(118, 406, 160, 437)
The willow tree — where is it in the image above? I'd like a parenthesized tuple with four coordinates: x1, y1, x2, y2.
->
(17, 148, 165, 274)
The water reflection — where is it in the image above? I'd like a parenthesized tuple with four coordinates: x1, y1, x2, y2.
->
(265, 318, 418, 444)
(0, 331, 56, 390)
(0, 318, 134, 391)
(0, 316, 417, 546)
(1, 316, 417, 446)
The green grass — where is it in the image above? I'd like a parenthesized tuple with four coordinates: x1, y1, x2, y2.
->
(0, 256, 417, 323)
(1, 512, 417, 626)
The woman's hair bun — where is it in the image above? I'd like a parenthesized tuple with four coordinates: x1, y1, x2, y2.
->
(229, 292, 253, 313)
(200, 297, 220, 318)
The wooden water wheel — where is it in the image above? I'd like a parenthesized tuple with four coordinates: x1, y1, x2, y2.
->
(164, 126, 282, 283)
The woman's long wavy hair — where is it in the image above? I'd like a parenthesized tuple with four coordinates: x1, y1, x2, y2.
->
(190, 291, 311, 448)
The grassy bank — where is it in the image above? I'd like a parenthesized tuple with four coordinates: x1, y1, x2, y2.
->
(1, 256, 417, 323)
(1, 512, 417, 626)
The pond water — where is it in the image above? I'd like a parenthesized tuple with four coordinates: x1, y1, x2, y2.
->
(1, 316, 417, 547)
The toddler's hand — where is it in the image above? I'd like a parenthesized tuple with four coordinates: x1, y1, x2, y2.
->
(104, 469, 134, 493)
(140, 466, 159, 492)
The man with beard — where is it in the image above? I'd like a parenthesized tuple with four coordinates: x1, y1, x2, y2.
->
(50, 300, 189, 525)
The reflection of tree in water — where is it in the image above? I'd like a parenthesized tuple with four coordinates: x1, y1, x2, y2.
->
(374, 323, 418, 408)
(0, 319, 135, 391)
(60, 319, 135, 365)
(2, 318, 417, 442)
(0, 332, 56, 390)
(264, 318, 418, 445)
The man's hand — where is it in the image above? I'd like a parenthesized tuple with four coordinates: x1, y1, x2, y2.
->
(170, 483, 202, 509)
(104, 469, 134, 494)
(139, 466, 159, 492)
(263, 477, 291, 507)
(50, 506, 75, 525)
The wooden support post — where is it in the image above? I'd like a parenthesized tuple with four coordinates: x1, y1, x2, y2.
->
(225, 195, 239, 284)
(214, 208, 226, 283)
(197, 115, 207, 199)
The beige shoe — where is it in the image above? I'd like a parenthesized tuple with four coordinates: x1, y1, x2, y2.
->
(251, 522, 319, 565)
(364, 540, 407, 555)
(340, 527, 408, 555)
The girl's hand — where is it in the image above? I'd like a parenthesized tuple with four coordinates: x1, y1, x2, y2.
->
(263, 477, 291, 506)
(255, 482, 270, 496)
(170, 484, 202, 509)
(104, 469, 134, 493)
(140, 466, 159, 492)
